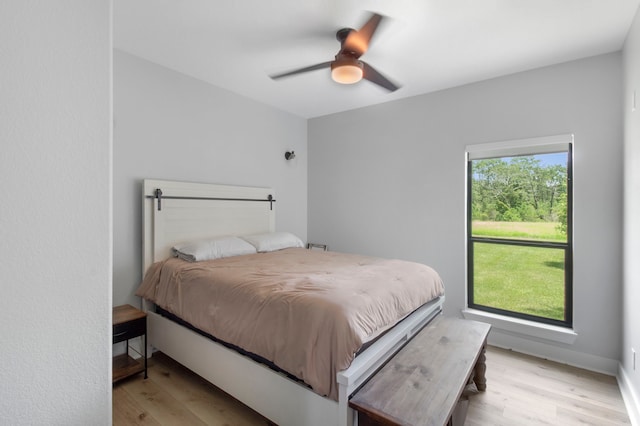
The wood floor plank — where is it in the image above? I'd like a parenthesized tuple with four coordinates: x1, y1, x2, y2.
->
(498, 361, 623, 406)
(119, 373, 209, 426)
(113, 384, 162, 426)
(485, 348, 628, 414)
(556, 405, 631, 426)
(495, 373, 629, 423)
(148, 352, 270, 426)
(113, 346, 631, 425)
(466, 346, 631, 426)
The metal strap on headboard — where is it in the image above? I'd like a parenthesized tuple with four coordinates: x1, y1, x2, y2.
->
(146, 188, 276, 211)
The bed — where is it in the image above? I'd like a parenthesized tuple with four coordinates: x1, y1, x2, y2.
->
(138, 179, 445, 426)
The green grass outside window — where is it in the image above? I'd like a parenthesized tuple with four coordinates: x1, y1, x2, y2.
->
(472, 242, 565, 321)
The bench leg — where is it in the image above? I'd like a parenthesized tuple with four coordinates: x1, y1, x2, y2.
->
(473, 342, 487, 391)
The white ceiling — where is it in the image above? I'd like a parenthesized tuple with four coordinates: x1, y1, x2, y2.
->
(114, 0, 639, 119)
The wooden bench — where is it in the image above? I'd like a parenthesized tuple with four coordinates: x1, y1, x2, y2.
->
(349, 316, 491, 426)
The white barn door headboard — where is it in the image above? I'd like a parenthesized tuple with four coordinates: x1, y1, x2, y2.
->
(142, 179, 276, 273)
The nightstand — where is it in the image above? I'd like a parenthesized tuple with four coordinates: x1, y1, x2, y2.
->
(307, 243, 328, 251)
(112, 304, 147, 383)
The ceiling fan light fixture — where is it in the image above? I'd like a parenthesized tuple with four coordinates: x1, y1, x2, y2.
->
(331, 59, 364, 84)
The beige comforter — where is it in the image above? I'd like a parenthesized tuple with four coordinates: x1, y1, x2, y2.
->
(136, 247, 444, 400)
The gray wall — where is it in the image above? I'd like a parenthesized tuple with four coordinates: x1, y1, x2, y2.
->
(113, 50, 308, 306)
(309, 53, 623, 369)
(623, 5, 640, 421)
(1, 1, 112, 424)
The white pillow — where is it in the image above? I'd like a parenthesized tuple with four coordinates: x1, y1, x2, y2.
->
(172, 236, 257, 262)
(241, 232, 304, 253)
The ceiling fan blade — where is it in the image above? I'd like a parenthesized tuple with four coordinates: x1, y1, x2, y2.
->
(270, 61, 332, 80)
(362, 62, 400, 92)
(343, 12, 384, 57)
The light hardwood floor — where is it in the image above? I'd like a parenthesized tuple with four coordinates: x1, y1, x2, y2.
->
(113, 346, 631, 425)
(465, 347, 630, 425)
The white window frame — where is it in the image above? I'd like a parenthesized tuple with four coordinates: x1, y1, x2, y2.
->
(462, 134, 577, 344)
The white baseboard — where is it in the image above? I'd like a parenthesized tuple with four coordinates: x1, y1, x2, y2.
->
(488, 327, 618, 376)
(618, 364, 640, 426)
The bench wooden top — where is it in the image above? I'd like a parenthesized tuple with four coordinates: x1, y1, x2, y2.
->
(349, 315, 490, 426)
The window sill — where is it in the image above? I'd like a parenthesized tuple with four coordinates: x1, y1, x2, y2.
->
(461, 308, 578, 345)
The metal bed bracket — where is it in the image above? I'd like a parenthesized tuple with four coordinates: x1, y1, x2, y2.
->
(147, 188, 276, 211)
(155, 188, 163, 211)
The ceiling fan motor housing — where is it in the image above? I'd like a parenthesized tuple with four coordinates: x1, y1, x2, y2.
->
(336, 27, 354, 44)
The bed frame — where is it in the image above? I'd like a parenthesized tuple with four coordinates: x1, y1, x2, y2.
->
(141, 179, 444, 426)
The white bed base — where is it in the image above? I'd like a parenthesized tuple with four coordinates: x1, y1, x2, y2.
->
(141, 179, 444, 426)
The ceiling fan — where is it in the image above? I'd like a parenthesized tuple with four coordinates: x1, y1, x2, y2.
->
(270, 12, 400, 92)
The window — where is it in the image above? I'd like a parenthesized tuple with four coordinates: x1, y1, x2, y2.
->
(467, 135, 573, 328)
